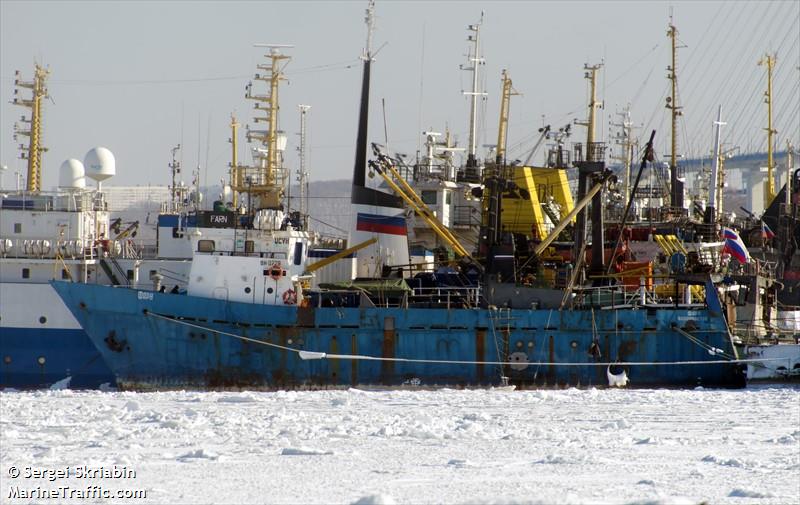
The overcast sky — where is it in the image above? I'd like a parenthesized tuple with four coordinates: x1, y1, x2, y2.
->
(1, 0, 798, 190)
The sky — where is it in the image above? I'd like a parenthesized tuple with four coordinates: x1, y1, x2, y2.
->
(1, 0, 798, 190)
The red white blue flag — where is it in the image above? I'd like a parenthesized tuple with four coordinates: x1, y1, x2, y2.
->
(356, 212, 407, 236)
(761, 221, 776, 239)
(722, 227, 750, 263)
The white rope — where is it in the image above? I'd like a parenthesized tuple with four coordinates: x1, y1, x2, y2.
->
(671, 325, 737, 361)
(147, 312, 298, 353)
(146, 311, 790, 367)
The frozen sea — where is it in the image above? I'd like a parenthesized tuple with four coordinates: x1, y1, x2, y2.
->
(1, 386, 798, 505)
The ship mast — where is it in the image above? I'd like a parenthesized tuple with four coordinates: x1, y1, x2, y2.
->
(229, 114, 240, 208)
(666, 21, 684, 210)
(573, 62, 603, 268)
(460, 13, 486, 181)
(705, 106, 725, 224)
(584, 64, 602, 149)
(297, 104, 311, 229)
(787, 139, 795, 207)
(240, 44, 292, 210)
(12, 64, 50, 193)
(611, 105, 636, 204)
(759, 53, 777, 206)
(169, 143, 182, 211)
(495, 69, 518, 165)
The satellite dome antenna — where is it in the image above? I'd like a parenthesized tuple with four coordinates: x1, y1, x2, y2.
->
(58, 159, 86, 190)
(83, 147, 116, 191)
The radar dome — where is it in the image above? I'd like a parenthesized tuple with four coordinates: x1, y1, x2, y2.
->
(84, 147, 116, 182)
(58, 159, 86, 189)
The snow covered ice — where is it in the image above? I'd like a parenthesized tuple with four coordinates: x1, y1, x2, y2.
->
(1, 386, 798, 504)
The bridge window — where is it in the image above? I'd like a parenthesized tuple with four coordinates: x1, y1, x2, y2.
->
(421, 191, 437, 205)
(292, 242, 303, 266)
(293, 242, 303, 266)
(197, 240, 215, 253)
(245, 240, 254, 254)
(22, 268, 30, 279)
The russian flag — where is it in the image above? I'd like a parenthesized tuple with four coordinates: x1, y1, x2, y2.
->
(722, 227, 750, 263)
(356, 212, 407, 236)
(761, 221, 776, 239)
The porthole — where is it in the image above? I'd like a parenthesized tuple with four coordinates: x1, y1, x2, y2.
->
(287, 338, 293, 345)
(570, 340, 578, 349)
(39, 316, 47, 324)
(267, 287, 274, 294)
(515, 340, 524, 349)
(244, 287, 252, 294)
(527, 341, 534, 349)
(37, 356, 46, 365)
(3, 356, 11, 364)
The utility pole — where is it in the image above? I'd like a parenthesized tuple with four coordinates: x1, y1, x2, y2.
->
(297, 104, 311, 229)
(759, 53, 777, 205)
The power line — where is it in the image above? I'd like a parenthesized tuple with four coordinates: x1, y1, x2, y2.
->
(27, 59, 360, 86)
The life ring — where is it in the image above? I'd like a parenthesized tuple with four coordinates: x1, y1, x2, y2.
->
(282, 289, 297, 305)
(269, 262, 283, 281)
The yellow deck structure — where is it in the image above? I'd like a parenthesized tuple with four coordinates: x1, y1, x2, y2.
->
(501, 166, 574, 239)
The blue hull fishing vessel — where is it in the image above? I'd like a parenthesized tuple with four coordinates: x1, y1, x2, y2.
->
(51, 2, 747, 390)
(52, 280, 744, 389)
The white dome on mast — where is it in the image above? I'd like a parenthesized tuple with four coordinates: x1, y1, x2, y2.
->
(58, 159, 85, 189)
(84, 147, 116, 189)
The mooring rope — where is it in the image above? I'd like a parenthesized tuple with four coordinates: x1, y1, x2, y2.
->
(671, 324, 738, 361)
(145, 311, 790, 367)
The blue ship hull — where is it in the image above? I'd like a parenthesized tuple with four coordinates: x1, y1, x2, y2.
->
(0, 327, 115, 389)
(51, 282, 746, 389)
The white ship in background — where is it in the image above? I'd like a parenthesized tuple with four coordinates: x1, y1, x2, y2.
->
(0, 57, 351, 389)
(0, 64, 194, 387)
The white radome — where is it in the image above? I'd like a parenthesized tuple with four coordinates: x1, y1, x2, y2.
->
(58, 159, 86, 189)
(83, 147, 116, 182)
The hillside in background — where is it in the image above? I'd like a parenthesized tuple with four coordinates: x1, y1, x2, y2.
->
(287, 179, 352, 239)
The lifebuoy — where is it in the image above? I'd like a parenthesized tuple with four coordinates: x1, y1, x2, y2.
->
(282, 289, 297, 305)
(269, 262, 283, 281)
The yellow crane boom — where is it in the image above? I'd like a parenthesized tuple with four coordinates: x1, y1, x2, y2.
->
(304, 238, 378, 274)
